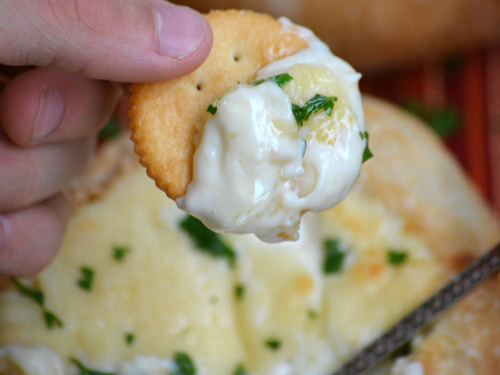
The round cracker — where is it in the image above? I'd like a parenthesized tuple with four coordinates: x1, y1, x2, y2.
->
(129, 10, 308, 199)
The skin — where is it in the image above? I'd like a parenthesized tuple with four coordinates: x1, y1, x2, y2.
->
(0, 0, 213, 277)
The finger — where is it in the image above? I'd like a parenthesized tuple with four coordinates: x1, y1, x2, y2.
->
(0, 194, 70, 277)
(0, 0, 212, 82)
(0, 67, 121, 146)
(0, 132, 96, 211)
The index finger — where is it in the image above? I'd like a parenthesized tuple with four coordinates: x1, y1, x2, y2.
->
(0, 0, 213, 82)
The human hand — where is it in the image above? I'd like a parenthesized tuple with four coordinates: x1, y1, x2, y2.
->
(0, 0, 213, 277)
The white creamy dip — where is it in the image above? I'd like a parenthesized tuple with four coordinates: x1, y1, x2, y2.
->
(0, 344, 66, 375)
(177, 19, 366, 243)
(391, 358, 425, 375)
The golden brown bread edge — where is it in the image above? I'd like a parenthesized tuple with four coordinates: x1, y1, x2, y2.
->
(360, 95, 500, 374)
(173, 0, 500, 73)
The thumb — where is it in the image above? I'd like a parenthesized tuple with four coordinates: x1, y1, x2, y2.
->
(0, 0, 212, 82)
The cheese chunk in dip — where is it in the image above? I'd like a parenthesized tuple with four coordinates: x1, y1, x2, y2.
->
(177, 19, 367, 243)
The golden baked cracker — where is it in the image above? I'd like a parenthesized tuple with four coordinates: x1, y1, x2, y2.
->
(129, 10, 308, 199)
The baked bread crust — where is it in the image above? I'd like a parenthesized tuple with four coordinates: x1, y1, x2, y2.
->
(129, 10, 308, 199)
(412, 274, 500, 375)
(360, 96, 500, 375)
(359, 96, 500, 272)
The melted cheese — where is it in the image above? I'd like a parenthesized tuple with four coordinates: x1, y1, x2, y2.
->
(0, 344, 65, 375)
(177, 19, 365, 243)
(0, 162, 444, 375)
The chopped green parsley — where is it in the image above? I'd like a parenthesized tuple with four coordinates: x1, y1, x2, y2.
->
(251, 78, 266, 86)
(78, 267, 94, 291)
(359, 131, 373, 163)
(302, 94, 337, 120)
(179, 215, 236, 268)
(251, 73, 294, 88)
(10, 277, 44, 305)
(43, 310, 63, 329)
(125, 332, 135, 346)
(98, 117, 121, 141)
(172, 352, 196, 375)
(291, 94, 337, 126)
(233, 365, 249, 375)
(292, 104, 304, 127)
(323, 239, 347, 274)
(11, 277, 63, 329)
(207, 104, 217, 115)
(113, 246, 131, 261)
(70, 358, 116, 375)
(270, 73, 294, 88)
(265, 339, 282, 351)
(308, 309, 318, 320)
(387, 250, 409, 266)
(235, 284, 246, 300)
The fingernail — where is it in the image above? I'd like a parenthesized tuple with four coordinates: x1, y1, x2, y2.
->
(154, 2, 206, 59)
(33, 86, 65, 142)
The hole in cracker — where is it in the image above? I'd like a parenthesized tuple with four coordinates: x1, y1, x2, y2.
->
(234, 54, 241, 62)
(196, 83, 202, 91)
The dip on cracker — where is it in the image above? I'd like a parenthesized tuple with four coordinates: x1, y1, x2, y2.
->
(130, 11, 367, 243)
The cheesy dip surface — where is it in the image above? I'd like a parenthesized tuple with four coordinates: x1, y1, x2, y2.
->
(2, 96, 500, 375)
(177, 19, 366, 243)
(0, 144, 441, 375)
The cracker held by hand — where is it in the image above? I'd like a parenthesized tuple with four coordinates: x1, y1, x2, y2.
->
(129, 10, 308, 199)
(130, 10, 367, 243)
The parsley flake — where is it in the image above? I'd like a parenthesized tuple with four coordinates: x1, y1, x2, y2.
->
(361, 131, 373, 163)
(207, 104, 217, 115)
(388, 250, 409, 266)
(11, 278, 64, 330)
(291, 94, 337, 126)
(251, 73, 294, 88)
(308, 309, 318, 320)
(302, 94, 337, 121)
(125, 332, 135, 346)
(113, 246, 130, 261)
(323, 239, 347, 274)
(251, 78, 266, 86)
(78, 267, 94, 291)
(10, 277, 44, 305)
(172, 352, 196, 375)
(43, 309, 63, 329)
(292, 104, 304, 127)
(98, 117, 121, 141)
(265, 339, 281, 351)
(70, 358, 116, 375)
(233, 365, 248, 375)
(301, 139, 307, 157)
(269, 73, 294, 88)
(180, 215, 236, 268)
(235, 284, 246, 300)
